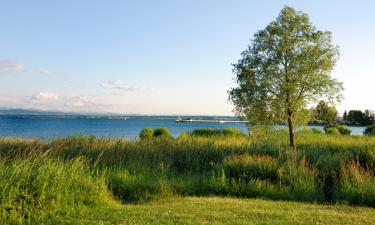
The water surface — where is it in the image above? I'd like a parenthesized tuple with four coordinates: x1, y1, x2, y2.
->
(0, 115, 366, 139)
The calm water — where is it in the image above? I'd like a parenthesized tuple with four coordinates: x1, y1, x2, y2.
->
(0, 115, 366, 139)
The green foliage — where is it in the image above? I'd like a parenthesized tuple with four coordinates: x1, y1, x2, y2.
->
(222, 127, 245, 137)
(343, 110, 348, 123)
(347, 110, 375, 125)
(153, 127, 172, 138)
(364, 125, 375, 136)
(311, 128, 323, 134)
(221, 155, 278, 182)
(0, 155, 110, 223)
(325, 127, 340, 135)
(297, 128, 323, 134)
(324, 124, 351, 135)
(191, 127, 245, 137)
(139, 127, 154, 140)
(191, 128, 223, 137)
(107, 166, 175, 202)
(229, 6, 343, 149)
(338, 126, 352, 135)
(277, 161, 325, 202)
(312, 100, 338, 123)
(334, 160, 375, 206)
(1, 130, 375, 223)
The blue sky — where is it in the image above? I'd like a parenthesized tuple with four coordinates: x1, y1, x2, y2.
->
(0, 0, 374, 115)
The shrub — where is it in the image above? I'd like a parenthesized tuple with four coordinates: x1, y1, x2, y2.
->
(324, 125, 351, 135)
(311, 128, 323, 134)
(191, 127, 245, 137)
(139, 128, 154, 140)
(325, 127, 340, 135)
(222, 127, 245, 137)
(364, 125, 375, 136)
(153, 127, 172, 138)
(337, 125, 352, 135)
(191, 128, 222, 137)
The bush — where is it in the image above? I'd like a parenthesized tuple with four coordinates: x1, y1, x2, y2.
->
(222, 127, 245, 137)
(191, 127, 245, 137)
(324, 125, 351, 135)
(153, 127, 172, 138)
(337, 125, 352, 135)
(311, 128, 323, 134)
(364, 125, 375, 136)
(325, 127, 340, 135)
(191, 128, 222, 137)
(139, 128, 154, 140)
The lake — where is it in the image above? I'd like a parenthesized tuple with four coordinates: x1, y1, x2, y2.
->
(0, 115, 366, 139)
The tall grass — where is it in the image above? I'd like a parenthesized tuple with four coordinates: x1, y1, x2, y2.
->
(1, 127, 375, 223)
(0, 153, 111, 224)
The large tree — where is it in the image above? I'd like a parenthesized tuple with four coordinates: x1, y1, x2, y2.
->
(229, 6, 343, 150)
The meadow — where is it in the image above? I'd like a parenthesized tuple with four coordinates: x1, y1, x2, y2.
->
(1, 127, 375, 224)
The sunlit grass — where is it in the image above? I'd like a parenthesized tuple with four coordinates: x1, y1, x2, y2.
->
(1, 128, 375, 223)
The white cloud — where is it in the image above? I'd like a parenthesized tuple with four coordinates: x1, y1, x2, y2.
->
(32, 92, 59, 101)
(0, 59, 49, 75)
(102, 80, 154, 92)
(0, 60, 23, 74)
(65, 95, 95, 108)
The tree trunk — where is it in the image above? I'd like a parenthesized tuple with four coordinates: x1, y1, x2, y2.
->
(287, 109, 297, 163)
(287, 109, 296, 150)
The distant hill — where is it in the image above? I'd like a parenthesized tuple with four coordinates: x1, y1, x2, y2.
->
(0, 108, 120, 116)
(0, 108, 69, 115)
(0, 108, 238, 118)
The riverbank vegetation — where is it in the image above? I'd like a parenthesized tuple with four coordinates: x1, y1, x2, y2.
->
(1, 127, 375, 223)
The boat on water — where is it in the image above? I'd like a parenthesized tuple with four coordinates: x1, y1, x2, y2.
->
(175, 117, 194, 122)
(175, 117, 248, 123)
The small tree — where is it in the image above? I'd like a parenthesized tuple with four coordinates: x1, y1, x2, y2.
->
(313, 100, 337, 124)
(364, 125, 375, 136)
(229, 6, 343, 151)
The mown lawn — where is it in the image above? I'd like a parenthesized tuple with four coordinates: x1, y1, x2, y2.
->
(56, 197, 375, 225)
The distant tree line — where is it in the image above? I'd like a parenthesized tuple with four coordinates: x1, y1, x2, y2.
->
(309, 100, 374, 126)
(343, 110, 375, 125)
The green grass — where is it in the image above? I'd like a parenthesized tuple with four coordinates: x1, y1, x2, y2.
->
(50, 197, 375, 225)
(0, 155, 111, 224)
(1, 128, 375, 223)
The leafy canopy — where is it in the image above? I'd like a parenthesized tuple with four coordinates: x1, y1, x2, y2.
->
(313, 100, 338, 123)
(229, 6, 343, 127)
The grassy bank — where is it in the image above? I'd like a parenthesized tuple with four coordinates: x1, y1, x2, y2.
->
(1, 128, 375, 223)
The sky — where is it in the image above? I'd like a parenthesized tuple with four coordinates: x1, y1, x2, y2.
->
(0, 0, 374, 115)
